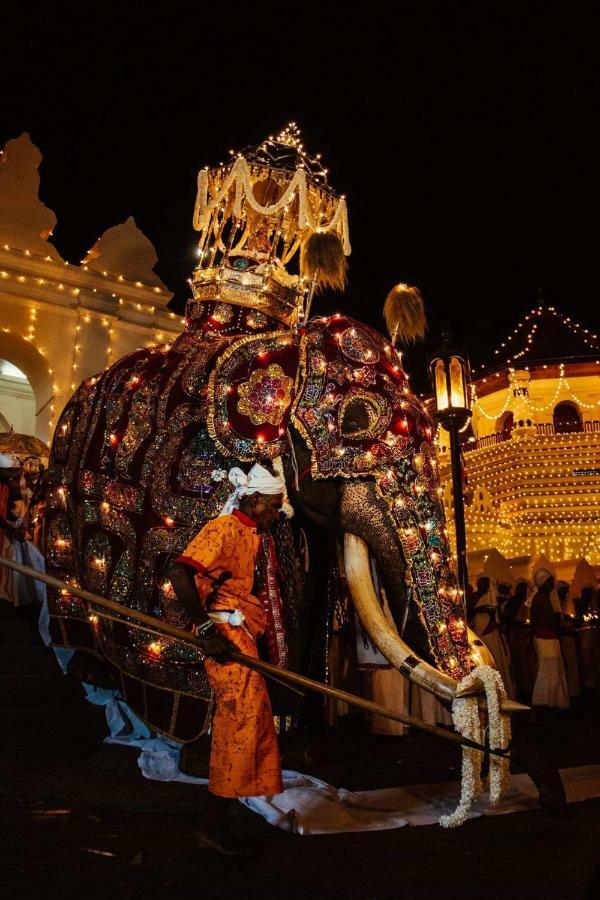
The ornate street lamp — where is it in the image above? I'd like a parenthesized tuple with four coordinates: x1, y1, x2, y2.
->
(429, 332, 472, 596)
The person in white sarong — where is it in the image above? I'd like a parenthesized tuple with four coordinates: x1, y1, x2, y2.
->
(530, 560, 569, 709)
(470, 551, 516, 699)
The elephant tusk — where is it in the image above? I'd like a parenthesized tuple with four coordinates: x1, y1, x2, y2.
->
(343, 532, 458, 703)
(343, 533, 528, 713)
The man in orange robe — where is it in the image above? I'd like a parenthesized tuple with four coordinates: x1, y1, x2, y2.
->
(167, 462, 285, 855)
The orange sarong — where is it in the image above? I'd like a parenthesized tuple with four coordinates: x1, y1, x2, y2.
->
(178, 510, 282, 798)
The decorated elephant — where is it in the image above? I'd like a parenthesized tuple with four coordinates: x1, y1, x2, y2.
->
(45, 125, 492, 743)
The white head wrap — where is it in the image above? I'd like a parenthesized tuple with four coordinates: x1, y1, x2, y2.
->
(532, 557, 562, 613)
(219, 462, 286, 517)
(534, 567, 554, 588)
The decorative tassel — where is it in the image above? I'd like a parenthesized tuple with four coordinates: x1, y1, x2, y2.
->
(300, 231, 347, 293)
(383, 283, 427, 346)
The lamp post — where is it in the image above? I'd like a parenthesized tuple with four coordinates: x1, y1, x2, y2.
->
(429, 332, 472, 597)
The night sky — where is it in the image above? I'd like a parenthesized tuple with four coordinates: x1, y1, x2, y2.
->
(2, 9, 598, 392)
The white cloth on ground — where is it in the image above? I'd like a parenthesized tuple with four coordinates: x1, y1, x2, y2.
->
(46, 642, 600, 833)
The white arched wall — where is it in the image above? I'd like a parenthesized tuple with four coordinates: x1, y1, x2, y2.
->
(0, 330, 54, 444)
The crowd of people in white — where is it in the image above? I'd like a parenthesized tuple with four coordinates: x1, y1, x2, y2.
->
(467, 549, 600, 709)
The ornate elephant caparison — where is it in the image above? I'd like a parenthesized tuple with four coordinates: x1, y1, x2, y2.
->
(45, 124, 495, 742)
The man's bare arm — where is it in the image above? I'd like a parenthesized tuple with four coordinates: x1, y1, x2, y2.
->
(165, 562, 211, 627)
(165, 561, 233, 662)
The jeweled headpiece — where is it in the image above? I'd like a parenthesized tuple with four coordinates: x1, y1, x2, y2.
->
(190, 123, 351, 326)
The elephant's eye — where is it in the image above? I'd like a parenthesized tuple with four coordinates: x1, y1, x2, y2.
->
(339, 392, 390, 439)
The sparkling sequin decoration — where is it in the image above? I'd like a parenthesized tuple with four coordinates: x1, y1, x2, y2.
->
(54, 405, 76, 461)
(181, 340, 226, 399)
(46, 514, 74, 568)
(375, 462, 471, 680)
(115, 377, 161, 480)
(237, 363, 294, 426)
(137, 524, 197, 618)
(338, 389, 392, 440)
(352, 366, 377, 388)
(65, 377, 102, 483)
(177, 426, 230, 500)
(212, 302, 234, 324)
(84, 531, 112, 596)
(208, 332, 295, 460)
(151, 409, 227, 528)
(245, 310, 268, 330)
(339, 327, 380, 364)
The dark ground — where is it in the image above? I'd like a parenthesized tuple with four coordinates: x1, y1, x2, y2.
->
(2, 599, 600, 899)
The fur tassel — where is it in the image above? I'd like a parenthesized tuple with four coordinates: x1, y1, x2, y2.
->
(300, 231, 347, 293)
(384, 283, 427, 345)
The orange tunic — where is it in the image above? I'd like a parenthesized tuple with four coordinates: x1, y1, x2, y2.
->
(178, 510, 282, 798)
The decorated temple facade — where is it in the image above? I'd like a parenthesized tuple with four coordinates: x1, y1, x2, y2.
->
(0, 134, 180, 449)
(438, 302, 600, 575)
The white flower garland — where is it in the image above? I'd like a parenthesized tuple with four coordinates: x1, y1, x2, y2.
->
(439, 664, 511, 828)
(193, 156, 351, 254)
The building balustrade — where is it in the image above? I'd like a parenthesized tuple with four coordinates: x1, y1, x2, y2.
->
(470, 420, 600, 449)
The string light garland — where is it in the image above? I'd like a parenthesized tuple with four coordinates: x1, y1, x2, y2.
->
(1, 241, 164, 295)
(472, 363, 600, 424)
(478, 304, 600, 371)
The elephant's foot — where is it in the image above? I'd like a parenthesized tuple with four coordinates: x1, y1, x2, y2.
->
(510, 732, 566, 809)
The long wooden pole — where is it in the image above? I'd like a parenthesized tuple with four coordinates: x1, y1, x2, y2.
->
(0, 555, 508, 758)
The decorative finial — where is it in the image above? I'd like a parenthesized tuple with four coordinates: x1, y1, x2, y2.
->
(276, 123, 302, 147)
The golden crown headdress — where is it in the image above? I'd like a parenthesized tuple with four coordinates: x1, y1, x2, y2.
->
(190, 123, 351, 326)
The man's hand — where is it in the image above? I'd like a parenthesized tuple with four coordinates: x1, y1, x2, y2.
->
(195, 622, 235, 663)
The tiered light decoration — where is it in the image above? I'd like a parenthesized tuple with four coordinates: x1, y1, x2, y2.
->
(440, 302, 600, 565)
(190, 122, 351, 329)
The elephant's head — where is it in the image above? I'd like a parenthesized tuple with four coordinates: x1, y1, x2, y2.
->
(207, 311, 489, 702)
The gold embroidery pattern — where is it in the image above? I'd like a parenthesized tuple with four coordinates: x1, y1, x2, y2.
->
(237, 363, 294, 426)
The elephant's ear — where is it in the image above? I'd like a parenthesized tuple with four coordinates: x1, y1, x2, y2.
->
(291, 318, 434, 478)
(207, 332, 300, 460)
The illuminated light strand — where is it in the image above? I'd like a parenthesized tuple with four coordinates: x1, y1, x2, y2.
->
(442, 420, 600, 564)
(472, 365, 600, 424)
(480, 305, 600, 371)
(0, 264, 176, 329)
(0, 241, 164, 294)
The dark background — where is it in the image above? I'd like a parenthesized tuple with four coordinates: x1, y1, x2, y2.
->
(2, 7, 598, 391)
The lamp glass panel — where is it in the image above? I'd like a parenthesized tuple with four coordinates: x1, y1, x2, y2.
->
(449, 356, 466, 408)
(434, 359, 449, 411)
